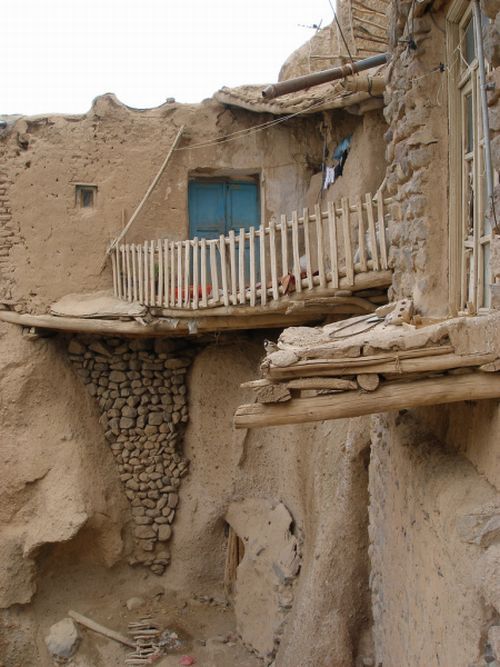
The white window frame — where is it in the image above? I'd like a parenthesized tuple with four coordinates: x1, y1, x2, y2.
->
(447, 0, 492, 314)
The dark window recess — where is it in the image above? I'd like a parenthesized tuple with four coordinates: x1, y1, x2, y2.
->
(75, 184, 97, 208)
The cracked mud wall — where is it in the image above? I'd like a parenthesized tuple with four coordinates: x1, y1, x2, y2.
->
(0, 323, 129, 611)
(168, 335, 372, 666)
(0, 96, 322, 313)
(369, 406, 500, 667)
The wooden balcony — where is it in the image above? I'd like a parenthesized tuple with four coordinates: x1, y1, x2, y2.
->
(0, 192, 395, 338)
(110, 191, 394, 330)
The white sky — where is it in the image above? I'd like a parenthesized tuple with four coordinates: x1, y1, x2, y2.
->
(2, 0, 333, 116)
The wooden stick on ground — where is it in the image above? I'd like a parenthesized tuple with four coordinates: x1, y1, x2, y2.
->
(68, 610, 136, 648)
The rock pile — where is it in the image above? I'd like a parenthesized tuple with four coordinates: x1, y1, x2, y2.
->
(67, 335, 193, 575)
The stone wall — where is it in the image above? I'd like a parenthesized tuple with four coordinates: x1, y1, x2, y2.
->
(0, 169, 23, 307)
(67, 335, 193, 575)
(383, 6, 450, 315)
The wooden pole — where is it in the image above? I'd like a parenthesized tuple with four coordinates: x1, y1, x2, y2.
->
(234, 373, 500, 429)
(107, 125, 184, 254)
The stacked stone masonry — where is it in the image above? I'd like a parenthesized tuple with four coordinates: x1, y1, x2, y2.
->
(0, 170, 21, 304)
(67, 336, 193, 575)
(383, 8, 449, 312)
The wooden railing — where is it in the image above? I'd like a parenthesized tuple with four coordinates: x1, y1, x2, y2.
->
(111, 192, 393, 310)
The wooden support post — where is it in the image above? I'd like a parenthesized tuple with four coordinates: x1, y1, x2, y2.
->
(192, 237, 199, 310)
(365, 192, 380, 271)
(291, 210, 302, 293)
(238, 228, 246, 305)
(269, 219, 279, 300)
(303, 208, 313, 290)
(200, 238, 208, 307)
(176, 241, 182, 308)
(137, 244, 143, 303)
(183, 240, 191, 307)
(280, 213, 289, 277)
(259, 225, 267, 305)
(157, 239, 163, 307)
(220, 234, 230, 307)
(163, 240, 169, 307)
(356, 195, 367, 272)
(327, 201, 339, 288)
(315, 203, 326, 288)
(229, 230, 237, 305)
(234, 373, 500, 429)
(249, 227, 256, 307)
(209, 240, 220, 305)
(376, 190, 388, 270)
(342, 197, 354, 286)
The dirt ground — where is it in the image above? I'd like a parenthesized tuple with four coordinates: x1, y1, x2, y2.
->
(2, 557, 261, 667)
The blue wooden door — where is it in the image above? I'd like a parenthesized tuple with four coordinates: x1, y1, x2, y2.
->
(188, 180, 260, 284)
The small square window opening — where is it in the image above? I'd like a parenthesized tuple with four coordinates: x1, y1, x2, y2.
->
(75, 184, 97, 209)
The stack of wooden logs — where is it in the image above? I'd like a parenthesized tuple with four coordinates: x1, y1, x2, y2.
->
(234, 301, 500, 428)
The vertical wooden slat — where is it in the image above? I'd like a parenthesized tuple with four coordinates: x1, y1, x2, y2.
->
(183, 240, 191, 307)
(121, 246, 127, 299)
(342, 197, 354, 286)
(138, 244, 144, 304)
(315, 204, 326, 288)
(200, 238, 208, 307)
(125, 244, 132, 301)
(291, 210, 302, 293)
(131, 244, 138, 302)
(149, 240, 156, 306)
(365, 192, 380, 271)
(142, 242, 148, 305)
(219, 234, 230, 307)
(209, 241, 220, 304)
(228, 229, 237, 305)
(157, 239, 163, 306)
(163, 240, 169, 307)
(249, 226, 256, 307)
(170, 242, 175, 306)
(192, 238, 199, 310)
(303, 208, 313, 290)
(327, 201, 339, 288)
(111, 247, 118, 298)
(259, 225, 267, 305)
(238, 228, 246, 304)
(377, 191, 388, 270)
(356, 196, 368, 272)
(176, 242, 182, 308)
(115, 247, 122, 299)
(280, 214, 289, 277)
(269, 219, 279, 300)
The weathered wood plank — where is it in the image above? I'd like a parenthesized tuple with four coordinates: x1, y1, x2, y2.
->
(234, 373, 500, 428)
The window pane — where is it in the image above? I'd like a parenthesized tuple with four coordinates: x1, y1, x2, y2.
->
(464, 18, 476, 64)
(465, 93, 474, 153)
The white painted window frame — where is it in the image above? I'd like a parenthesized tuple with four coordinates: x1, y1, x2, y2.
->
(447, 0, 492, 314)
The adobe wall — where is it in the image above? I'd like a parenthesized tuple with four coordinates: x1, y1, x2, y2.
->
(369, 408, 500, 667)
(0, 95, 322, 313)
(367, 2, 500, 666)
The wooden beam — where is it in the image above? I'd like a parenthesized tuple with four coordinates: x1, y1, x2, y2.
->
(266, 350, 496, 379)
(234, 373, 500, 429)
(0, 309, 326, 338)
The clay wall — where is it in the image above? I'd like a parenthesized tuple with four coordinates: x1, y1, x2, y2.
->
(0, 96, 322, 313)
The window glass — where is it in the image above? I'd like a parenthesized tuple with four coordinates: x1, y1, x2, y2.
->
(464, 18, 476, 64)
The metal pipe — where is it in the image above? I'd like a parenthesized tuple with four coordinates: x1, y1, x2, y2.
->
(472, 0, 497, 233)
(261, 53, 389, 99)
